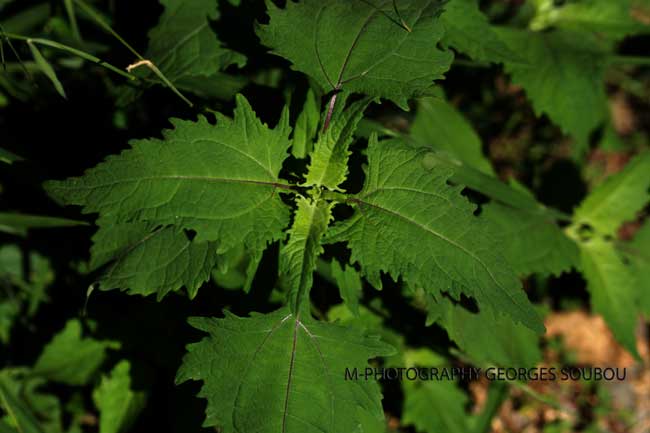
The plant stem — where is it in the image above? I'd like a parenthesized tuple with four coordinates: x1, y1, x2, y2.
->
(1, 32, 136, 81)
(73, 0, 143, 60)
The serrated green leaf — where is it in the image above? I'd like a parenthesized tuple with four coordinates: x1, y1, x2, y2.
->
(258, 0, 453, 109)
(0, 373, 44, 433)
(482, 202, 579, 276)
(574, 152, 650, 235)
(45, 95, 293, 297)
(280, 197, 333, 312)
(411, 95, 494, 175)
(496, 27, 608, 149)
(326, 136, 544, 332)
(142, 0, 246, 90)
(27, 41, 66, 99)
(580, 237, 639, 357)
(93, 361, 145, 433)
(402, 380, 470, 433)
(32, 319, 119, 385)
(90, 222, 218, 299)
(440, 0, 520, 63)
(292, 88, 320, 158)
(176, 307, 393, 433)
(304, 94, 373, 190)
(426, 295, 542, 367)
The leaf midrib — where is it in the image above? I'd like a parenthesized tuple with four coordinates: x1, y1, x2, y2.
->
(350, 195, 529, 321)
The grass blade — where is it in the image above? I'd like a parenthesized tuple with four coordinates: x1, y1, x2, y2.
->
(27, 39, 67, 98)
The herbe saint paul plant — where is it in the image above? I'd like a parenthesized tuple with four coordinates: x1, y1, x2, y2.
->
(2, 0, 649, 431)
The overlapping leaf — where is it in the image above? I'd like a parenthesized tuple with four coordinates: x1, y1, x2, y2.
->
(176, 307, 393, 433)
(579, 237, 639, 356)
(440, 0, 519, 63)
(139, 0, 246, 98)
(497, 27, 608, 148)
(326, 136, 544, 332)
(280, 197, 333, 312)
(425, 295, 542, 368)
(45, 95, 292, 298)
(258, 0, 453, 109)
(482, 202, 579, 276)
(574, 152, 650, 235)
(410, 94, 494, 175)
(32, 320, 119, 386)
(90, 222, 218, 299)
(304, 93, 373, 190)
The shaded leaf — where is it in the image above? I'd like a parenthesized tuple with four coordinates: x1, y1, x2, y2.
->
(482, 201, 579, 276)
(411, 94, 494, 175)
(258, 0, 453, 109)
(32, 320, 119, 385)
(45, 95, 293, 299)
(440, 0, 519, 63)
(176, 307, 393, 433)
(574, 152, 650, 235)
(497, 27, 608, 149)
(90, 222, 218, 299)
(326, 136, 544, 332)
(580, 237, 639, 357)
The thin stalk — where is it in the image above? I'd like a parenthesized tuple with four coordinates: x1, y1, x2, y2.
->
(1, 32, 135, 81)
(73, 0, 143, 60)
(72, 0, 193, 106)
(127, 60, 193, 107)
(63, 0, 82, 42)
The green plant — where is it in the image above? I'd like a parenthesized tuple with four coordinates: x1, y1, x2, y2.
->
(2, 0, 650, 432)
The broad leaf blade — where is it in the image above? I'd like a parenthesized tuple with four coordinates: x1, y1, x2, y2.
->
(45, 95, 292, 270)
(32, 320, 119, 386)
(580, 237, 639, 357)
(142, 0, 246, 91)
(176, 307, 393, 433)
(482, 202, 579, 276)
(440, 0, 519, 64)
(326, 136, 544, 332)
(411, 95, 494, 175)
(574, 152, 650, 235)
(90, 222, 218, 299)
(426, 295, 542, 368)
(258, 0, 453, 109)
(402, 380, 469, 433)
(497, 27, 608, 149)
